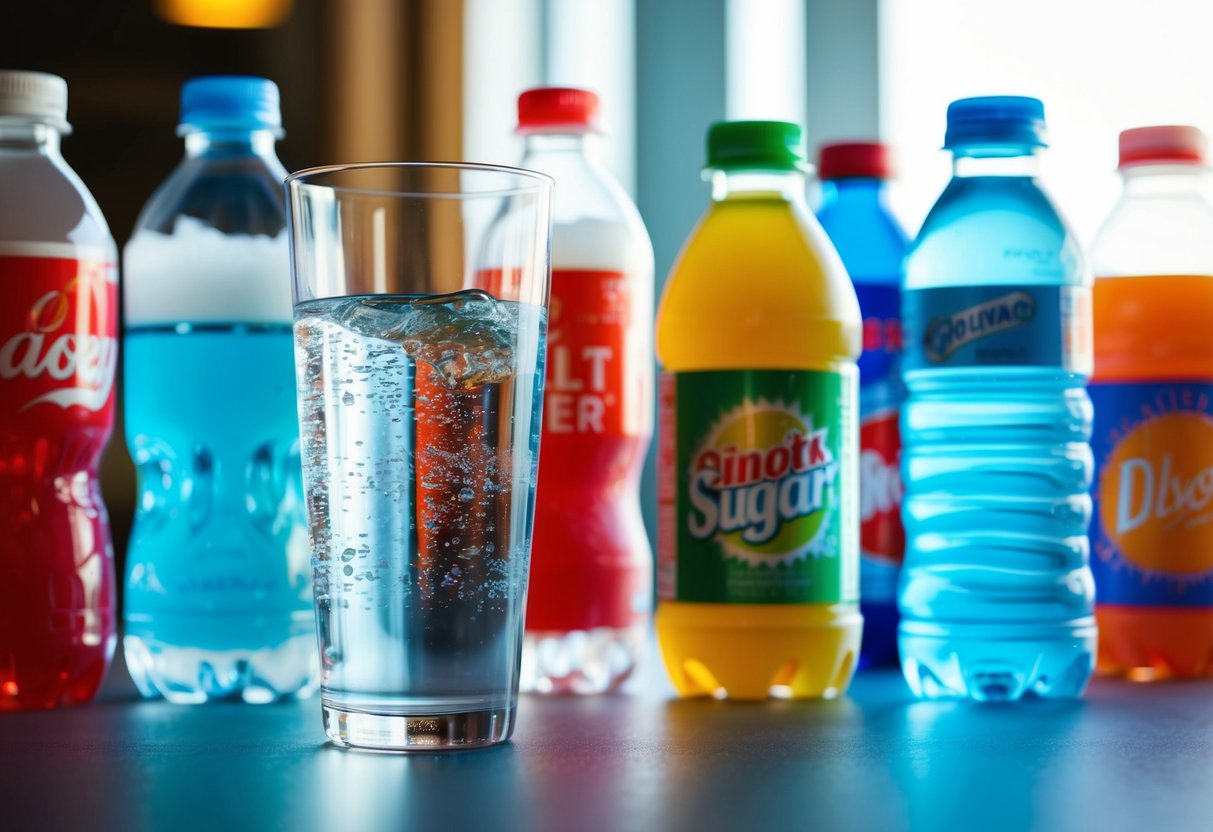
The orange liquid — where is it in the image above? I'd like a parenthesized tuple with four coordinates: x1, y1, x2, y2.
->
(1093, 274, 1213, 679)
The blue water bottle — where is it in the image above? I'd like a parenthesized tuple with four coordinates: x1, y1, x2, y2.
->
(122, 77, 317, 703)
(815, 142, 908, 668)
(898, 97, 1096, 701)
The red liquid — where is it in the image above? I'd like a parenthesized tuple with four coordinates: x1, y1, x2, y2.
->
(0, 255, 117, 709)
(525, 269, 651, 633)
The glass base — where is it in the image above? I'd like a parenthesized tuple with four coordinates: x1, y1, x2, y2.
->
(322, 699, 515, 751)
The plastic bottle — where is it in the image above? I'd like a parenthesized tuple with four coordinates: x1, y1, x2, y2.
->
(655, 121, 862, 700)
(513, 88, 654, 694)
(123, 76, 316, 703)
(1089, 126, 1213, 680)
(815, 141, 909, 668)
(899, 96, 1096, 701)
(0, 70, 118, 709)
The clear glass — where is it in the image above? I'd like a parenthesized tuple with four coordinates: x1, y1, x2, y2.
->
(517, 132, 654, 695)
(286, 163, 552, 750)
(122, 127, 316, 705)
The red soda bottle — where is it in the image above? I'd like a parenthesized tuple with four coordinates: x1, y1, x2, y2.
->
(515, 88, 654, 693)
(0, 71, 118, 709)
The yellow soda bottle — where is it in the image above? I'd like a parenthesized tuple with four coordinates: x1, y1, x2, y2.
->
(655, 121, 863, 700)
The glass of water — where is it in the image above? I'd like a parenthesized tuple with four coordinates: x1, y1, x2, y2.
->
(285, 163, 552, 750)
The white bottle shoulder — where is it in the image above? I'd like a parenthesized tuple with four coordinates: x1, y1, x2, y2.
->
(0, 153, 115, 261)
(123, 217, 292, 326)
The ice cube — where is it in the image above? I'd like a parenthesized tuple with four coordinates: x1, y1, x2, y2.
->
(333, 290, 516, 389)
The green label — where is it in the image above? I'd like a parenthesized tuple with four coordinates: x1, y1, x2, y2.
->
(657, 369, 859, 604)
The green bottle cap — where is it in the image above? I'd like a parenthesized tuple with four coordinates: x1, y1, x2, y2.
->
(705, 120, 806, 171)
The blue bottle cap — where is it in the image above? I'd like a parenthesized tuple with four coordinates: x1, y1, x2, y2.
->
(178, 75, 282, 136)
(944, 96, 1046, 150)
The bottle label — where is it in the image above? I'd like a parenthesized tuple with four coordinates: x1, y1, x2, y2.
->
(658, 369, 858, 604)
(0, 253, 118, 425)
(856, 283, 902, 383)
(526, 268, 651, 632)
(903, 284, 1090, 371)
(1090, 381, 1213, 606)
(855, 283, 905, 596)
(545, 269, 646, 437)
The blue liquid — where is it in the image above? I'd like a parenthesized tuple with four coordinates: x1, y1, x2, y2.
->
(817, 176, 909, 669)
(899, 166, 1096, 701)
(123, 323, 317, 703)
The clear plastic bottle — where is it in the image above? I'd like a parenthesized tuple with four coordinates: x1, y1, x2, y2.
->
(899, 97, 1096, 701)
(0, 70, 118, 709)
(513, 88, 655, 694)
(1089, 126, 1213, 680)
(815, 142, 909, 669)
(122, 76, 316, 703)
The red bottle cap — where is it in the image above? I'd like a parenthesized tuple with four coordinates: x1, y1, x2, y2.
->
(517, 87, 599, 134)
(817, 141, 894, 181)
(1118, 126, 1207, 168)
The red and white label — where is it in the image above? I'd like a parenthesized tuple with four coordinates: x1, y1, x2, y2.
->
(0, 255, 118, 424)
(859, 410, 904, 565)
(545, 269, 643, 438)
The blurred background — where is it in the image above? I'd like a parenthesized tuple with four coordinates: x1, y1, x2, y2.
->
(3, 0, 1210, 571)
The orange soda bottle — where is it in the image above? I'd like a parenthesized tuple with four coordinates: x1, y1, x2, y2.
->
(1090, 125, 1213, 679)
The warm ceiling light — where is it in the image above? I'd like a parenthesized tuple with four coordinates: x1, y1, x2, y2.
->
(154, 0, 293, 29)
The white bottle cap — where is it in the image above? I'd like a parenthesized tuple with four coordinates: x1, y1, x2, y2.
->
(0, 70, 70, 134)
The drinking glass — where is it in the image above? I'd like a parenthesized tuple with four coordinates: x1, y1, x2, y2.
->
(286, 163, 551, 750)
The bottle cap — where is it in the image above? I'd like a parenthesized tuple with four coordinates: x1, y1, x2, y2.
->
(179, 76, 282, 136)
(817, 141, 894, 180)
(706, 121, 805, 171)
(0, 70, 70, 133)
(517, 87, 599, 134)
(944, 96, 1047, 150)
(1118, 125, 1207, 168)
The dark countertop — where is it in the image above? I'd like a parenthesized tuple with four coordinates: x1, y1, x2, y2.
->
(2, 651, 1210, 832)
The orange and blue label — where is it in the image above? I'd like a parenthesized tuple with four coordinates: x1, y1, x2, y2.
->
(1090, 381, 1213, 606)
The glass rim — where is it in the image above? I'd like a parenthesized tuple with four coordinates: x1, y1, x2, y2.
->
(285, 160, 554, 200)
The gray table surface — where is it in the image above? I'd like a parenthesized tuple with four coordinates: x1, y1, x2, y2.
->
(1, 649, 1210, 832)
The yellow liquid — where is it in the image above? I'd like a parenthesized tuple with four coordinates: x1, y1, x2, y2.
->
(655, 192, 864, 700)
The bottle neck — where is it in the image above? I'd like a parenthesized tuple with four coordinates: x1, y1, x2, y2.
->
(818, 177, 889, 208)
(711, 169, 807, 202)
(183, 128, 281, 160)
(520, 132, 599, 164)
(950, 148, 1042, 178)
(0, 121, 63, 157)
(1119, 163, 1209, 197)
